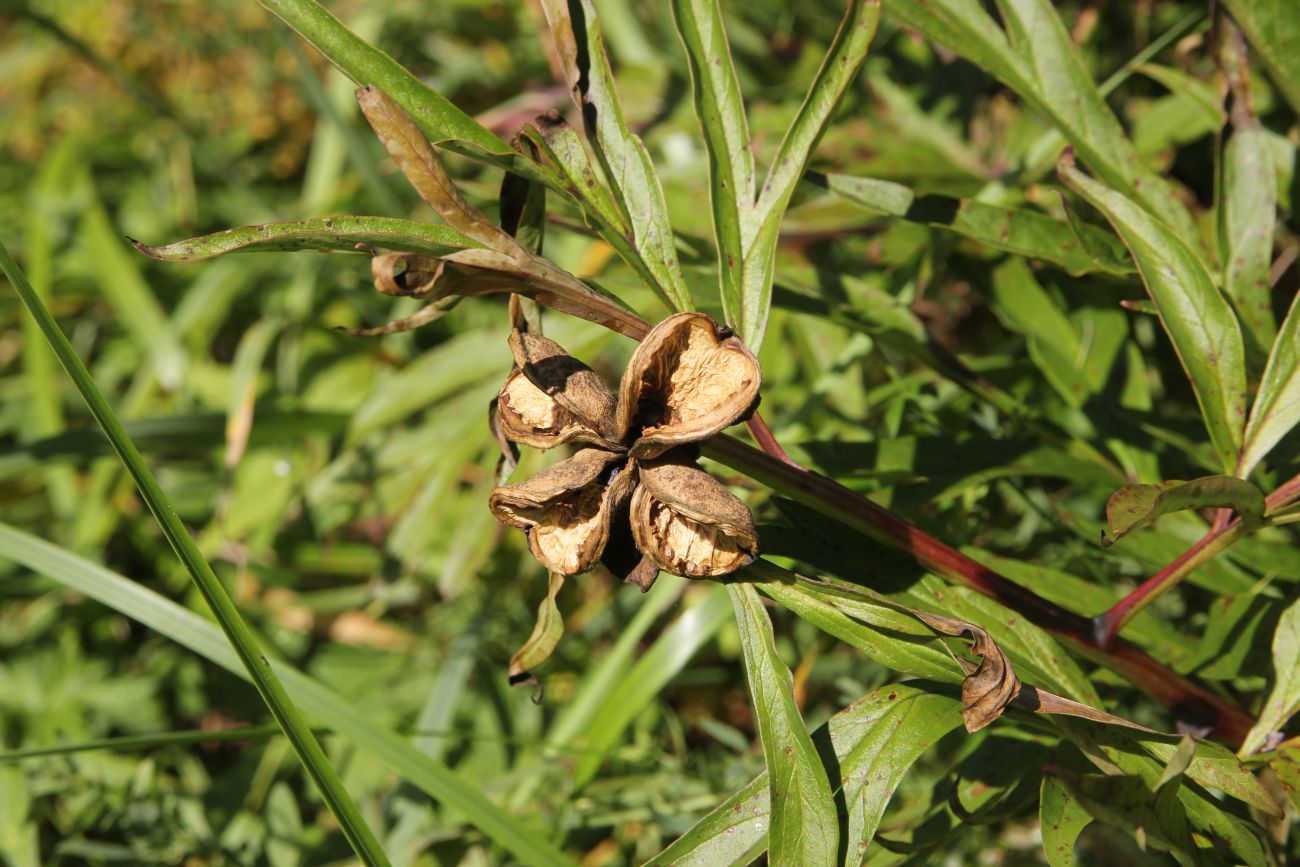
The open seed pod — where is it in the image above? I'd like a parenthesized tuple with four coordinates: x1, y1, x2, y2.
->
(490, 449, 633, 575)
(617, 313, 761, 459)
(630, 456, 759, 577)
(497, 330, 622, 450)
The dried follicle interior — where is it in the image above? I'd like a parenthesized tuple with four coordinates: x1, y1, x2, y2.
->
(526, 484, 608, 575)
(620, 313, 760, 455)
(500, 370, 564, 434)
(633, 490, 755, 577)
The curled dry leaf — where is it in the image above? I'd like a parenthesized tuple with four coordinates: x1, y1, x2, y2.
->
(632, 458, 759, 578)
(618, 313, 761, 459)
(910, 610, 1021, 732)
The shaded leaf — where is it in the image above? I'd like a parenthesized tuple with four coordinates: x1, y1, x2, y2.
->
(131, 217, 477, 261)
(1059, 151, 1247, 472)
(1219, 0, 1300, 116)
(1241, 597, 1300, 757)
(1101, 475, 1265, 547)
(727, 583, 838, 866)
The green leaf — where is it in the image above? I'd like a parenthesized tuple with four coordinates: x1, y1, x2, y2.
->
(646, 683, 961, 866)
(816, 172, 1133, 276)
(989, 258, 1093, 406)
(889, 0, 1194, 236)
(1239, 291, 1300, 478)
(1039, 775, 1092, 867)
(1101, 475, 1265, 546)
(1219, 0, 1300, 116)
(0, 242, 393, 867)
(831, 684, 963, 857)
(131, 217, 477, 261)
(0, 522, 574, 867)
(671, 0, 756, 331)
(507, 572, 566, 683)
(1140, 737, 1280, 817)
(1240, 597, 1300, 757)
(741, 0, 882, 348)
(1059, 153, 1247, 472)
(1218, 108, 1278, 360)
(539, 0, 692, 312)
(259, 0, 517, 163)
(727, 583, 838, 866)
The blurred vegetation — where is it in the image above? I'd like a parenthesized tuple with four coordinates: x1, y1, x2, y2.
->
(1, 0, 1298, 864)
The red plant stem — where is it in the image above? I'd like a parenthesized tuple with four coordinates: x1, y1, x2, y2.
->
(1094, 520, 1248, 648)
(745, 411, 799, 467)
(1096, 469, 1300, 647)
(704, 434, 1254, 744)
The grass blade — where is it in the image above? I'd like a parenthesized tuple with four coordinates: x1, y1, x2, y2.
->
(727, 583, 838, 866)
(1058, 153, 1247, 473)
(132, 217, 477, 261)
(0, 241, 393, 867)
(671, 0, 755, 331)
(740, 0, 881, 349)
(0, 522, 576, 867)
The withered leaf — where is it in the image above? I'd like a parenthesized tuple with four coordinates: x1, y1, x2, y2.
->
(618, 312, 761, 458)
(356, 86, 519, 256)
(910, 610, 1021, 732)
(489, 449, 631, 575)
(508, 570, 567, 692)
(632, 457, 759, 578)
(371, 253, 445, 297)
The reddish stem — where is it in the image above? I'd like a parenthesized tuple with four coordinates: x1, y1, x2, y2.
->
(704, 434, 1254, 744)
(745, 411, 799, 468)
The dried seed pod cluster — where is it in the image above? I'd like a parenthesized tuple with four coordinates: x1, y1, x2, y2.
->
(489, 312, 762, 588)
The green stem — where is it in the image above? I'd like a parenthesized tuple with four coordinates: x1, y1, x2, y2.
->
(0, 241, 392, 867)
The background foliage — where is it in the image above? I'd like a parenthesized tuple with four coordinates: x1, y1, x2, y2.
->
(1, 0, 1298, 864)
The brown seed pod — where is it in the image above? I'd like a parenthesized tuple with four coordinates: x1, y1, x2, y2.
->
(630, 457, 759, 577)
(489, 449, 632, 575)
(617, 313, 761, 459)
(508, 330, 620, 442)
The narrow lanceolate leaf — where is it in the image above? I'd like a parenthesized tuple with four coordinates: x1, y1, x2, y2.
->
(540, 0, 692, 312)
(741, 0, 881, 348)
(1219, 108, 1278, 359)
(815, 172, 1132, 276)
(259, 0, 522, 166)
(645, 684, 961, 866)
(671, 0, 756, 331)
(1101, 475, 1265, 547)
(890, 0, 1194, 237)
(1218, 0, 1300, 116)
(1239, 291, 1300, 479)
(727, 583, 838, 866)
(131, 217, 477, 261)
(1040, 775, 1092, 867)
(1240, 598, 1300, 757)
(1059, 153, 1247, 473)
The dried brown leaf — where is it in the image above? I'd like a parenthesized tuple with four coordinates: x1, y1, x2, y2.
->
(910, 610, 1021, 732)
